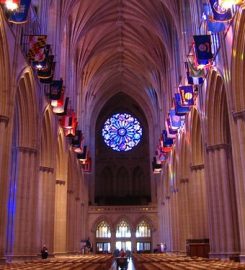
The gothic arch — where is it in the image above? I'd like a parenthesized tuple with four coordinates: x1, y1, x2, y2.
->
(231, 4, 245, 112)
(134, 216, 155, 232)
(190, 108, 203, 165)
(15, 69, 38, 148)
(114, 216, 133, 233)
(6, 69, 39, 257)
(204, 68, 240, 257)
(41, 106, 57, 167)
(0, 9, 10, 117)
(54, 129, 69, 253)
(206, 69, 230, 145)
(91, 216, 113, 234)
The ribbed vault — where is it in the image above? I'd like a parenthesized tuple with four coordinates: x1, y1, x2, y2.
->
(63, 0, 180, 117)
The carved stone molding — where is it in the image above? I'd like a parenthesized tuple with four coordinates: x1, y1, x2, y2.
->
(56, 180, 66, 185)
(0, 115, 9, 124)
(206, 143, 230, 152)
(18, 146, 38, 154)
(39, 166, 54, 173)
(190, 164, 204, 171)
(180, 178, 189, 183)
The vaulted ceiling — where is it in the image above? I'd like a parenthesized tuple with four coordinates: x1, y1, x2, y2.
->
(59, 0, 182, 125)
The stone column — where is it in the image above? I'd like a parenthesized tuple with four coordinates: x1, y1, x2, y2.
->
(188, 164, 208, 239)
(231, 113, 245, 261)
(38, 166, 55, 256)
(0, 116, 11, 263)
(54, 180, 67, 254)
(205, 143, 239, 259)
(6, 147, 39, 260)
(131, 229, 137, 253)
(170, 191, 180, 253)
(111, 229, 116, 253)
(178, 178, 190, 254)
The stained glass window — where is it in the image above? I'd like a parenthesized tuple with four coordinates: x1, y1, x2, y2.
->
(102, 113, 142, 152)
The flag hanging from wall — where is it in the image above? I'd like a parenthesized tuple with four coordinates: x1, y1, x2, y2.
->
(53, 97, 69, 115)
(193, 35, 213, 66)
(174, 93, 191, 116)
(37, 55, 55, 83)
(169, 108, 181, 130)
(209, 0, 232, 22)
(32, 44, 51, 70)
(49, 79, 63, 100)
(203, 3, 226, 33)
(27, 35, 47, 62)
(8, 0, 31, 24)
(83, 157, 92, 173)
(152, 156, 162, 174)
(165, 119, 177, 139)
(72, 130, 84, 153)
(179, 85, 194, 107)
(185, 56, 205, 85)
(77, 146, 88, 164)
(51, 88, 64, 108)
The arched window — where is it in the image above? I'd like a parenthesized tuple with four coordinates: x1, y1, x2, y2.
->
(116, 220, 131, 238)
(136, 220, 151, 252)
(136, 220, 151, 237)
(96, 221, 111, 238)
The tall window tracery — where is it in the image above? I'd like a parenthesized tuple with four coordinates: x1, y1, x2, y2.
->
(136, 220, 151, 238)
(116, 220, 131, 238)
(96, 221, 111, 238)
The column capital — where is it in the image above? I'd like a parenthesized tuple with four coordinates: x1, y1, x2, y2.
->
(232, 109, 245, 120)
(0, 115, 9, 125)
(17, 146, 38, 154)
(180, 178, 189, 183)
(206, 143, 230, 152)
(56, 179, 66, 185)
(39, 166, 54, 173)
(190, 164, 204, 171)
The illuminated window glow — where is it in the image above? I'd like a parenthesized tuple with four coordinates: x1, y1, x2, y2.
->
(96, 221, 111, 238)
(102, 113, 142, 152)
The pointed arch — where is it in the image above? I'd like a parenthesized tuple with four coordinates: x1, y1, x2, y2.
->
(15, 69, 39, 148)
(41, 106, 56, 167)
(190, 108, 203, 165)
(0, 10, 11, 117)
(206, 69, 230, 145)
(231, 5, 245, 112)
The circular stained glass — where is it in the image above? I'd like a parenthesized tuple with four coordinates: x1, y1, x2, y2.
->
(102, 113, 143, 152)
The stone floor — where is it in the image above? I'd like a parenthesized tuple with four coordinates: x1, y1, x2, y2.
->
(110, 258, 135, 270)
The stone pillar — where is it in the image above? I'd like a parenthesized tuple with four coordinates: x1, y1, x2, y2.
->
(205, 143, 239, 259)
(111, 229, 116, 253)
(231, 113, 245, 261)
(131, 229, 137, 253)
(170, 191, 180, 253)
(0, 116, 11, 263)
(6, 147, 39, 260)
(38, 166, 55, 256)
(178, 178, 190, 254)
(54, 180, 67, 254)
(188, 164, 208, 239)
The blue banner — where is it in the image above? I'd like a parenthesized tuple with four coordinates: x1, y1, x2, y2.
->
(8, 0, 31, 24)
(193, 35, 213, 65)
(209, 0, 232, 22)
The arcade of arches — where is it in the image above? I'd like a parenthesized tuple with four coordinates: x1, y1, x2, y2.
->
(1, 0, 245, 266)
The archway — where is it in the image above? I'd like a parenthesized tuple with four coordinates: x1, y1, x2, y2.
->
(205, 69, 239, 259)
